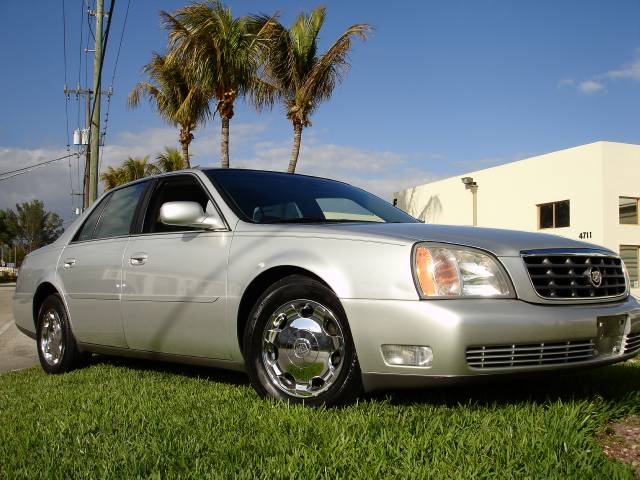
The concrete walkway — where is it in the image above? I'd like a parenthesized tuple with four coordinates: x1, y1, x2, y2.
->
(0, 284, 38, 373)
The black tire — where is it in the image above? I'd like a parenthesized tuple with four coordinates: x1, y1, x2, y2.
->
(36, 294, 89, 374)
(243, 275, 363, 407)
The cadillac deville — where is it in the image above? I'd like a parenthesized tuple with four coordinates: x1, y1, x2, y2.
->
(12, 169, 640, 406)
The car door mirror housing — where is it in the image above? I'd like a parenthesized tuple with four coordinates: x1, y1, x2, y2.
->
(159, 201, 224, 230)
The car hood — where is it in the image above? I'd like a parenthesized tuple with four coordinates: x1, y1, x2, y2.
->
(333, 223, 612, 256)
(244, 222, 610, 257)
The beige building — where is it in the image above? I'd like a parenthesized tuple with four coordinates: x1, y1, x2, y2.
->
(394, 141, 640, 295)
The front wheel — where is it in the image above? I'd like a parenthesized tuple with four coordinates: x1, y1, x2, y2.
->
(244, 275, 363, 406)
(36, 294, 89, 374)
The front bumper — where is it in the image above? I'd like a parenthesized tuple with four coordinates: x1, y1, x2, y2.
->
(341, 296, 640, 392)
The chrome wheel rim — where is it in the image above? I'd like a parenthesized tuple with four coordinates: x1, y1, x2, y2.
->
(261, 299, 345, 398)
(40, 309, 64, 366)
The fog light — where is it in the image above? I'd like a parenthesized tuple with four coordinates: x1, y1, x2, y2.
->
(381, 345, 433, 367)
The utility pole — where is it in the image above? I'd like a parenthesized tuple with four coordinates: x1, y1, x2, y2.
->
(64, 86, 92, 208)
(88, 0, 104, 205)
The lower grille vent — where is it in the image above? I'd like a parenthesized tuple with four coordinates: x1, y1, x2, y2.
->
(466, 340, 596, 369)
(624, 333, 640, 355)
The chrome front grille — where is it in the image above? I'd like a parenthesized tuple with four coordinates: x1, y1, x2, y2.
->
(522, 252, 626, 299)
(624, 332, 640, 355)
(466, 340, 596, 369)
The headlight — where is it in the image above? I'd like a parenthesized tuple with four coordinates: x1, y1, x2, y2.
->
(412, 243, 514, 298)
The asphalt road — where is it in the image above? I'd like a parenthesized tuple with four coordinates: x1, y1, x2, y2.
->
(0, 284, 38, 373)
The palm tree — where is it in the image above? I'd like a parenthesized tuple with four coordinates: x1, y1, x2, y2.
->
(255, 7, 371, 173)
(156, 147, 185, 172)
(100, 156, 158, 191)
(99, 166, 123, 191)
(161, 2, 273, 168)
(128, 54, 209, 168)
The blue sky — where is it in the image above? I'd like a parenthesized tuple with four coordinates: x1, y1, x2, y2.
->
(0, 0, 639, 219)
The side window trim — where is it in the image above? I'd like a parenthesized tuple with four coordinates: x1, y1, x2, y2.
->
(130, 179, 156, 235)
(88, 181, 149, 241)
(70, 193, 112, 243)
(137, 173, 229, 236)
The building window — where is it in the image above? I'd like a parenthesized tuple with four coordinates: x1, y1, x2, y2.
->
(620, 245, 639, 289)
(619, 197, 639, 225)
(538, 200, 570, 229)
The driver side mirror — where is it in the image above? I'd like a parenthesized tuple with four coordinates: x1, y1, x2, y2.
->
(159, 201, 225, 230)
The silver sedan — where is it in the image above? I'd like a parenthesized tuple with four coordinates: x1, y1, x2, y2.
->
(13, 169, 640, 406)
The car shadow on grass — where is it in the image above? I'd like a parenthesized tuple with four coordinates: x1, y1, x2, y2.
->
(373, 360, 640, 408)
(87, 354, 639, 408)
(89, 354, 251, 387)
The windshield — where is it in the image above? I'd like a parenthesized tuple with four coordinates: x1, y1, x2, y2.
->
(204, 169, 418, 224)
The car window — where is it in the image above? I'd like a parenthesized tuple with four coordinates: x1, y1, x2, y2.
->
(74, 196, 109, 242)
(143, 175, 213, 233)
(92, 182, 148, 239)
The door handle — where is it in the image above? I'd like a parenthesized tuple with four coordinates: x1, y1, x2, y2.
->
(63, 258, 76, 269)
(130, 253, 148, 266)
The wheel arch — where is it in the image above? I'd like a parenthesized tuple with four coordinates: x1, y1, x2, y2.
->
(32, 282, 61, 328)
(236, 265, 335, 352)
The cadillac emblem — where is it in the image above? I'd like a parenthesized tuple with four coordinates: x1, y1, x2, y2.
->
(585, 267, 603, 288)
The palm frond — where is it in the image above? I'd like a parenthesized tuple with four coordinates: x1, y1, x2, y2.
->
(299, 23, 372, 113)
(155, 147, 185, 172)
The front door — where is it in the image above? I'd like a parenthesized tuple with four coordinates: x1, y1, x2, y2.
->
(58, 181, 149, 347)
(121, 174, 231, 359)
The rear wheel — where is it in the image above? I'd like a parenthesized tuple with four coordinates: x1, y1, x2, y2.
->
(244, 275, 362, 406)
(36, 294, 89, 374)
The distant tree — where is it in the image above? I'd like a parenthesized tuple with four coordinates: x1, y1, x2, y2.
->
(128, 54, 209, 167)
(254, 7, 371, 173)
(8, 201, 63, 253)
(162, 2, 273, 168)
(155, 147, 185, 172)
(0, 209, 16, 246)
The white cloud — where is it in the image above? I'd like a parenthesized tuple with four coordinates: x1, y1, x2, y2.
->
(578, 79, 606, 94)
(604, 48, 640, 81)
(0, 123, 266, 221)
(0, 125, 439, 221)
(559, 48, 640, 95)
(234, 134, 439, 200)
(0, 147, 77, 220)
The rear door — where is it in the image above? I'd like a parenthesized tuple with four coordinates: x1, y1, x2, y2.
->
(58, 181, 149, 347)
(121, 174, 232, 359)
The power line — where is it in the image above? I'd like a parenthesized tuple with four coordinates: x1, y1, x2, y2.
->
(0, 153, 79, 182)
(61, 0, 75, 212)
(87, 2, 96, 41)
(110, 0, 130, 87)
(102, 0, 131, 168)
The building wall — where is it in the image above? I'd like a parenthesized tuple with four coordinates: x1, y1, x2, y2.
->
(601, 142, 640, 290)
(395, 142, 606, 242)
(394, 141, 640, 295)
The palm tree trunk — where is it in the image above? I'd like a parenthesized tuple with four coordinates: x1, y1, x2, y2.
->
(221, 117, 230, 168)
(181, 142, 190, 169)
(179, 128, 193, 169)
(287, 124, 303, 174)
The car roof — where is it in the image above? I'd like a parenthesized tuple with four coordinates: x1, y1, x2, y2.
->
(201, 168, 351, 186)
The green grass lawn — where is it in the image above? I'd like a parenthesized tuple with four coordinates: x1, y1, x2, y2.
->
(1, 358, 639, 479)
